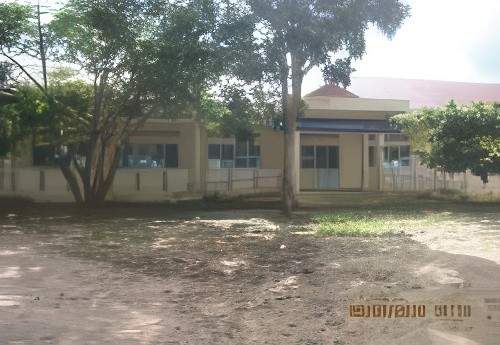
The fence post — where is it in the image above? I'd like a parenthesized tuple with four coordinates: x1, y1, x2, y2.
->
(227, 168, 232, 192)
(433, 169, 437, 192)
(163, 170, 168, 192)
(463, 171, 468, 193)
(11, 170, 16, 192)
(391, 166, 396, 192)
(0, 162, 3, 191)
(136, 172, 140, 191)
(411, 156, 417, 191)
(253, 169, 258, 190)
(39, 170, 46, 192)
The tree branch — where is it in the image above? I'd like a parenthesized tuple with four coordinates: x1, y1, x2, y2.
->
(1, 51, 47, 96)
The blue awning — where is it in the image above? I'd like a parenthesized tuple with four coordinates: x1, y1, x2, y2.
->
(297, 118, 400, 133)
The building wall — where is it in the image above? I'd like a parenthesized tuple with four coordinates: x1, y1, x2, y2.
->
(303, 96, 409, 117)
(301, 133, 340, 146)
(339, 134, 363, 189)
(257, 127, 284, 169)
(299, 133, 364, 190)
(304, 109, 398, 120)
(128, 120, 203, 191)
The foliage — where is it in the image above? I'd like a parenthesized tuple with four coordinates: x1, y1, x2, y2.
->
(202, 85, 281, 138)
(231, 0, 410, 213)
(0, 81, 91, 157)
(393, 102, 500, 183)
(0, 2, 33, 50)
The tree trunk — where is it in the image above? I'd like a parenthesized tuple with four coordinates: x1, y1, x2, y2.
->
(58, 139, 121, 207)
(58, 149, 84, 204)
(282, 54, 302, 216)
(281, 70, 293, 216)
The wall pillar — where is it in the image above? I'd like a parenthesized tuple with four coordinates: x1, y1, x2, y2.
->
(293, 130, 301, 194)
(192, 122, 202, 192)
(361, 134, 369, 191)
(376, 134, 385, 191)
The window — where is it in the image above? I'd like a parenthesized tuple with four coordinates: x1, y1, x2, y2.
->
(368, 146, 376, 167)
(301, 145, 339, 169)
(400, 145, 410, 167)
(236, 140, 247, 156)
(384, 134, 409, 142)
(328, 146, 339, 169)
(389, 146, 399, 162)
(208, 143, 235, 168)
(301, 146, 315, 168)
(315, 146, 328, 168)
(165, 144, 178, 168)
(121, 143, 178, 168)
(235, 140, 260, 168)
(33, 145, 57, 166)
(208, 144, 221, 159)
(221, 144, 234, 168)
(210, 140, 260, 169)
(383, 145, 411, 167)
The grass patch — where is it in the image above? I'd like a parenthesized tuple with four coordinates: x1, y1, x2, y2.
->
(313, 209, 445, 237)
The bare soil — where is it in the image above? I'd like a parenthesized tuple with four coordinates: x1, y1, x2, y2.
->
(1, 204, 500, 344)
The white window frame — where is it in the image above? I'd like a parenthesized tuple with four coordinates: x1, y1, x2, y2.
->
(208, 139, 261, 169)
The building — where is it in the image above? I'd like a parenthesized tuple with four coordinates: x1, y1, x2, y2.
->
(2, 78, 500, 202)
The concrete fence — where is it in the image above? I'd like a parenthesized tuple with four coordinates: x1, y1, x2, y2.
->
(383, 157, 500, 196)
(206, 168, 282, 194)
(0, 167, 282, 202)
(0, 167, 190, 202)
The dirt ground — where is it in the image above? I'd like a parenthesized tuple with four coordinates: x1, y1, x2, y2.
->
(1, 203, 500, 345)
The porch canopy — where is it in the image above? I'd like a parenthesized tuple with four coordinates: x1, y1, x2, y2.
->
(297, 118, 400, 133)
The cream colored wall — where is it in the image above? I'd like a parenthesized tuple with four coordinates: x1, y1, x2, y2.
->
(257, 128, 284, 169)
(339, 134, 363, 189)
(304, 109, 398, 120)
(300, 134, 340, 146)
(368, 167, 379, 191)
(303, 96, 409, 114)
(129, 120, 202, 191)
(302, 96, 409, 120)
(299, 133, 363, 190)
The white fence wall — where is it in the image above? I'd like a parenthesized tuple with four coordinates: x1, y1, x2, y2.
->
(0, 167, 190, 202)
(0, 167, 281, 202)
(206, 168, 282, 194)
(383, 157, 500, 195)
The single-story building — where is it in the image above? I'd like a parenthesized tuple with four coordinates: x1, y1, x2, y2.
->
(3, 78, 500, 202)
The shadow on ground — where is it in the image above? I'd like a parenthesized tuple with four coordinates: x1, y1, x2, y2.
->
(0, 205, 499, 344)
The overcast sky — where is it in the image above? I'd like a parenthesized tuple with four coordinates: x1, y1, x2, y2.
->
(303, 0, 500, 94)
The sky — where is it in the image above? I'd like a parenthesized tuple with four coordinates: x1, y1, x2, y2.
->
(5, 0, 500, 94)
(303, 0, 500, 94)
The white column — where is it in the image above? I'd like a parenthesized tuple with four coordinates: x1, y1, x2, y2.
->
(192, 122, 202, 192)
(376, 134, 384, 191)
(293, 130, 301, 194)
(362, 134, 369, 191)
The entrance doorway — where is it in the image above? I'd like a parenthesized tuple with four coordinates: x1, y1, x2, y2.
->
(301, 145, 340, 190)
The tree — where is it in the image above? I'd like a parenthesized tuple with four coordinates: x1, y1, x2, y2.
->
(0, 79, 91, 161)
(1, 0, 227, 205)
(235, 0, 410, 215)
(0, 2, 47, 92)
(393, 101, 500, 183)
(202, 85, 281, 139)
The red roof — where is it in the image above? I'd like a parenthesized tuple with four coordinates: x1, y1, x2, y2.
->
(306, 84, 359, 98)
(349, 77, 500, 109)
